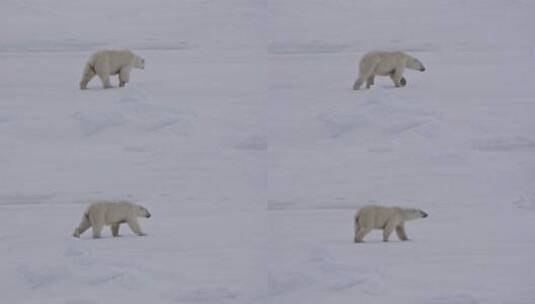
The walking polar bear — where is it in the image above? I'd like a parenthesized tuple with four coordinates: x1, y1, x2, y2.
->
(354, 205, 428, 243)
(353, 51, 425, 90)
(80, 49, 145, 90)
(73, 200, 151, 238)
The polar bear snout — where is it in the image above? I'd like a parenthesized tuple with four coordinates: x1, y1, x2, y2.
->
(420, 66, 426, 72)
(138, 206, 151, 218)
(420, 210, 428, 218)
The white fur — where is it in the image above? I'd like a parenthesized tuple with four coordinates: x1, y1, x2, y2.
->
(80, 49, 145, 90)
(353, 51, 425, 90)
(354, 205, 428, 243)
(73, 200, 151, 238)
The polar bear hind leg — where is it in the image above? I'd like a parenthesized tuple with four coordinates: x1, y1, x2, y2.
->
(73, 214, 91, 237)
(88, 212, 105, 238)
(353, 68, 374, 90)
(354, 55, 380, 90)
(354, 216, 372, 243)
(354, 227, 372, 243)
(93, 60, 113, 89)
(80, 63, 96, 90)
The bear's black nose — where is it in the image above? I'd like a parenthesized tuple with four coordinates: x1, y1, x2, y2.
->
(421, 67, 426, 72)
(146, 214, 151, 218)
(421, 211, 428, 218)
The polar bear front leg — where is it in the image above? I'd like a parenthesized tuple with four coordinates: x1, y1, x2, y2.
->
(395, 223, 408, 241)
(383, 222, 395, 242)
(127, 218, 146, 236)
(390, 66, 406, 88)
(390, 74, 407, 87)
(365, 75, 375, 89)
(111, 223, 120, 237)
(119, 67, 131, 87)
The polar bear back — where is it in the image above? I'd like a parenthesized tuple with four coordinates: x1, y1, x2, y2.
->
(86, 200, 137, 224)
(360, 51, 410, 76)
(88, 49, 143, 74)
(356, 205, 404, 229)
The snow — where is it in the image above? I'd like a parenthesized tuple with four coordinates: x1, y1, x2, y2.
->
(1, 0, 535, 303)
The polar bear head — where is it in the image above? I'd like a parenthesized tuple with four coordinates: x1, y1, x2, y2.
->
(402, 208, 428, 221)
(135, 205, 151, 218)
(406, 56, 425, 72)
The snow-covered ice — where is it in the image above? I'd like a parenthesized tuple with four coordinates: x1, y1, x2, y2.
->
(1, 0, 535, 303)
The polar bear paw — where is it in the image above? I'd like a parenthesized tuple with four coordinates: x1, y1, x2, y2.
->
(73, 229, 81, 238)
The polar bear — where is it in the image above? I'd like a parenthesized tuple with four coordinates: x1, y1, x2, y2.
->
(354, 205, 428, 243)
(352, 51, 425, 90)
(73, 200, 151, 238)
(79, 49, 145, 90)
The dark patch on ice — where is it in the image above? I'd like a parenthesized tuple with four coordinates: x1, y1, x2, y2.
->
(73, 101, 195, 136)
(267, 200, 299, 210)
(317, 113, 370, 138)
(270, 248, 376, 297)
(387, 120, 428, 135)
(473, 136, 535, 152)
(18, 265, 70, 289)
(307, 248, 372, 291)
(119, 101, 196, 134)
(144, 117, 182, 132)
(513, 193, 535, 211)
(269, 41, 353, 55)
(0, 113, 15, 125)
(234, 135, 267, 151)
(176, 288, 239, 303)
(0, 40, 107, 54)
(123, 145, 151, 153)
(0, 40, 192, 54)
(87, 272, 126, 286)
(73, 111, 126, 136)
(66, 300, 98, 304)
(426, 294, 479, 304)
(268, 274, 311, 297)
(118, 88, 149, 103)
(134, 41, 192, 51)
(0, 193, 55, 206)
